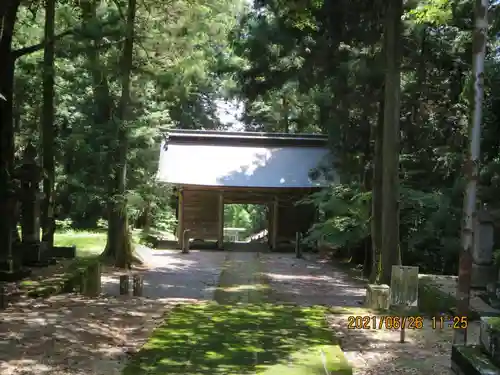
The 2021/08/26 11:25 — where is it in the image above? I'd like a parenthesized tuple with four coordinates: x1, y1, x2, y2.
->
(431, 316, 468, 329)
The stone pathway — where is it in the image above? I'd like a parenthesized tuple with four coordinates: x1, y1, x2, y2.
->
(213, 251, 264, 304)
(121, 250, 352, 375)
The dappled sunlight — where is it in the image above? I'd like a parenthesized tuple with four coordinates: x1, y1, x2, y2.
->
(261, 253, 366, 306)
(0, 250, 228, 375)
(99, 250, 226, 300)
(0, 294, 180, 375)
(123, 303, 351, 375)
(218, 284, 268, 292)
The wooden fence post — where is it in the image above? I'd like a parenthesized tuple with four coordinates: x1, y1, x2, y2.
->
(119, 275, 130, 295)
(132, 274, 144, 296)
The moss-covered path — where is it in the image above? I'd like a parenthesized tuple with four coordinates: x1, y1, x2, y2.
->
(123, 251, 352, 375)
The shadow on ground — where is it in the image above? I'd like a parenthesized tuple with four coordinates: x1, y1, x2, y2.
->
(0, 294, 178, 375)
(123, 303, 351, 375)
(260, 253, 365, 307)
(101, 250, 226, 300)
(0, 250, 228, 375)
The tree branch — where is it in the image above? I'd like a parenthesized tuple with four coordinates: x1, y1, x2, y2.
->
(12, 15, 120, 60)
(56, 38, 125, 58)
(13, 29, 74, 59)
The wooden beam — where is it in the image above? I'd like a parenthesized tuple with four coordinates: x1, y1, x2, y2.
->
(217, 191, 224, 249)
(177, 189, 185, 248)
(271, 196, 279, 250)
(181, 184, 319, 195)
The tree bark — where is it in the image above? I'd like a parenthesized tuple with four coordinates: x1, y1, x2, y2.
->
(453, 0, 488, 346)
(102, 0, 138, 268)
(41, 0, 56, 249)
(0, 1, 21, 262)
(380, 0, 403, 285)
(370, 95, 384, 283)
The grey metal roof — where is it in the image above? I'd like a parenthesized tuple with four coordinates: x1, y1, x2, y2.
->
(157, 131, 335, 188)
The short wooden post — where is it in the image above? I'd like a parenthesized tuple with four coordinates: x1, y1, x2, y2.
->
(295, 232, 302, 259)
(84, 261, 101, 297)
(119, 274, 130, 295)
(182, 229, 190, 253)
(132, 274, 144, 296)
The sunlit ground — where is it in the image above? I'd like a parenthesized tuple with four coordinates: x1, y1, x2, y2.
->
(123, 302, 352, 375)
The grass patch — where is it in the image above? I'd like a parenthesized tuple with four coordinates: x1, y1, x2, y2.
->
(53, 229, 145, 257)
(54, 230, 107, 258)
(123, 303, 352, 375)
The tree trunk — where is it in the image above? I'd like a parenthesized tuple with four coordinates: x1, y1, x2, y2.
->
(0, 1, 21, 262)
(453, 0, 488, 346)
(41, 0, 56, 249)
(282, 95, 289, 133)
(370, 95, 384, 283)
(102, 0, 138, 268)
(380, 0, 403, 285)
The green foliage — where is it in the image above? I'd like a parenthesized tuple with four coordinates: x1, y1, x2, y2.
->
(302, 183, 462, 274)
(55, 218, 73, 231)
(228, 0, 500, 276)
(10, 0, 244, 234)
(301, 184, 370, 249)
(406, 0, 453, 25)
(224, 204, 267, 236)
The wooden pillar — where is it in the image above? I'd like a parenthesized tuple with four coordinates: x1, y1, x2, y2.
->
(267, 202, 273, 249)
(217, 191, 224, 249)
(177, 188, 185, 249)
(295, 232, 302, 259)
(271, 196, 278, 250)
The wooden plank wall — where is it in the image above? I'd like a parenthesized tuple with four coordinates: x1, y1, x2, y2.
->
(183, 189, 219, 240)
(276, 200, 316, 241)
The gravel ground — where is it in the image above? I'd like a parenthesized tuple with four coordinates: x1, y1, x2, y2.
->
(0, 250, 226, 375)
(260, 253, 481, 375)
(0, 250, 485, 375)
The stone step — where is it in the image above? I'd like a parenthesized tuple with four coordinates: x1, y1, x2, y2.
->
(451, 344, 500, 375)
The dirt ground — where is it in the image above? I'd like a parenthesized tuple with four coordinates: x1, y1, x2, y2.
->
(261, 253, 481, 375)
(0, 250, 226, 375)
(0, 251, 483, 375)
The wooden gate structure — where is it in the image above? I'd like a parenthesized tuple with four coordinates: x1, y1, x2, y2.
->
(156, 130, 334, 250)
